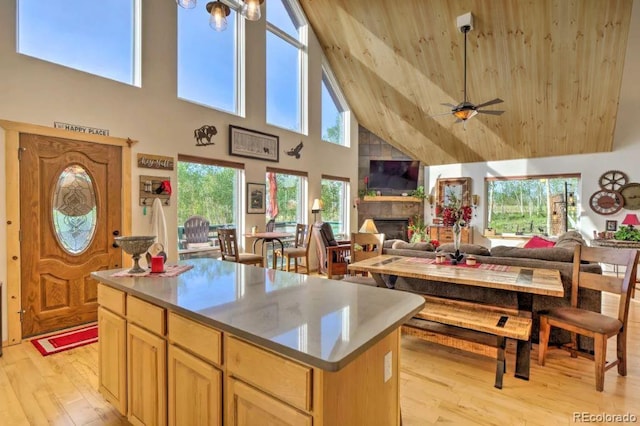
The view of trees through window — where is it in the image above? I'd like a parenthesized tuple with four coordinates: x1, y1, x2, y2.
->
(177, 161, 238, 227)
(265, 172, 305, 230)
(487, 175, 580, 236)
(321, 178, 348, 238)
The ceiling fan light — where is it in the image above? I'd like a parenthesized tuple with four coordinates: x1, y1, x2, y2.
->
(453, 109, 478, 120)
(176, 0, 197, 9)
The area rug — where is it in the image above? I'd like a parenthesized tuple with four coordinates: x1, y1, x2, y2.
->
(31, 323, 98, 356)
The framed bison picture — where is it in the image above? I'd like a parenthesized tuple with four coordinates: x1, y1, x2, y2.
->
(229, 125, 279, 162)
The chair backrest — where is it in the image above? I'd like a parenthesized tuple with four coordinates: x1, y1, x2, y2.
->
(351, 233, 385, 263)
(266, 219, 276, 232)
(572, 245, 639, 323)
(184, 215, 210, 244)
(218, 228, 239, 261)
(293, 223, 309, 248)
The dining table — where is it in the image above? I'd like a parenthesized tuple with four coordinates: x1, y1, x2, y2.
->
(243, 231, 294, 269)
(347, 255, 564, 380)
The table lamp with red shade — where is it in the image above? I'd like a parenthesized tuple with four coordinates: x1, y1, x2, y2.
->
(622, 213, 640, 229)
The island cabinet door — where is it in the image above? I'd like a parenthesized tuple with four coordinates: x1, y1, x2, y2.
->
(226, 378, 312, 426)
(98, 307, 126, 415)
(167, 345, 222, 426)
(127, 323, 167, 426)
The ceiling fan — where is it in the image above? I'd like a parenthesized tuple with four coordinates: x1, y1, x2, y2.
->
(434, 15, 504, 124)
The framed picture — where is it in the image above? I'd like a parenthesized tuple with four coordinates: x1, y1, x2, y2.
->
(247, 182, 266, 214)
(229, 125, 279, 162)
(436, 177, 471, 210)
(606, 220, 618, 232)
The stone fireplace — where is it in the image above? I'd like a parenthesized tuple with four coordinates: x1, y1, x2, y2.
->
(373, 218, 410, 241)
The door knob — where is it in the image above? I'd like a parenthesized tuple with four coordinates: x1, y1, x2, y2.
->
(112, 230, 120, 236)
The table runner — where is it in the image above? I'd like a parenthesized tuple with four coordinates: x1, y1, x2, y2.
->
(111, 264, 194, 278)
(404, 257, 509, 272)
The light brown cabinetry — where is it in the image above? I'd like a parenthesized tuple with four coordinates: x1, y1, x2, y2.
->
(127, 323, 167, 426)
(167, 345, 222, 426)
(97, 306, 126, 415)
(429, 226, 473, 244)
(227, 377, 312, 426)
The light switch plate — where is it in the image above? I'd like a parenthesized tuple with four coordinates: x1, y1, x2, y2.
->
(384, 351, 392, 383)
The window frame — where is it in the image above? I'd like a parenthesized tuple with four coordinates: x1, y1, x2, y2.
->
(321, 59, 350, 147)
(265, 167, 309, 228)
(266, 0, 308, 134)
(321, 175, 350, 240)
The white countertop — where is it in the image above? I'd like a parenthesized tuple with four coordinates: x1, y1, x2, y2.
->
(92, 258, 424, 371)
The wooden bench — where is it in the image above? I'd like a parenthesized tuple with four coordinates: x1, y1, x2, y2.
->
(402, 295, 533, 389)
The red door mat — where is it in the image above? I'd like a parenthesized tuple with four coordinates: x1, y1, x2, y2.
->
(31, 324, 98, 356)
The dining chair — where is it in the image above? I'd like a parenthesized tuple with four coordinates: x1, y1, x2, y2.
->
(274, 223, 312, 273)
(217, 228, 264, 267)
(343, 232, 385, 286)
(538, 245, 639, 391)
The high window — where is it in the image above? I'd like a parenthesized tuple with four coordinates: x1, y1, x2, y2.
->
(177, 5, 243, 114)
(17, 0, 141, 86)
(321, 176, 350, 240)
(486, 174, 580, 237)
(321, 62, 350, 146)
(266, 0, 307, 133)
(265, 168, 308, 231)
(177, 155, 244, 249)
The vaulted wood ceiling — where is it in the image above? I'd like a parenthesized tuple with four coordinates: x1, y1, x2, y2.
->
(300, 0, 633, 165)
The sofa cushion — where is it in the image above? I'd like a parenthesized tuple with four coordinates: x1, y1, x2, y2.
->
(524, 235, 556, 248)
(490, 245, 574, 262)
(384, 239, 404, 249)
(436, 243, 490, 256)
(391, 240, 434, 251)
(554, 231, 587, 250)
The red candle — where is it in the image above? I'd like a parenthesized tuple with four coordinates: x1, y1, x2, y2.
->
(151, 255, 164, 273)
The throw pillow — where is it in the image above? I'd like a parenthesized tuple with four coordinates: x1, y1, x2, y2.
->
(384, 239, 404, 249)
(523, 236, 556, 248)
(554, 231, 587, 250)
(436, 243, 491, 256)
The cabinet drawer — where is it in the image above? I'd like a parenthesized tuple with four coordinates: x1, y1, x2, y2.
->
(127, 296, 166, 336)
(98, 284, 125, 316)
(168, 312, 222, 366)
(226, 337, 312, 412)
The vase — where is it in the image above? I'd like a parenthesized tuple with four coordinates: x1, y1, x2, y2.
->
(451, 222, 464, 262)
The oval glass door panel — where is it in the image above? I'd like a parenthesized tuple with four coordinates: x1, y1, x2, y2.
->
(52, 164, 97, 254)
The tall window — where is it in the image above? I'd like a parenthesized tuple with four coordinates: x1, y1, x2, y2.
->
(486, 174, 580, 236)
(266, 0, 307, 133)
(321, 176, 350, 239)
(17, 0, 141, 86)
(265, 169, 308, 232)
(177, 5, 242, 114)
(177, 156, 244, 248)
(321, 63, 350, 146)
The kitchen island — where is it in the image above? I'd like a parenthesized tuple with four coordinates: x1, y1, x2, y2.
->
(92, 258, 424, 426)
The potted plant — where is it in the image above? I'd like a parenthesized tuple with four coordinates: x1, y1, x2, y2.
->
(408, 215, 428, 242)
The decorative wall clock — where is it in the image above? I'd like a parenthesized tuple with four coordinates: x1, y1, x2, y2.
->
(589, 189, 624, 215)
(599, 170, 628, 191)
(619, 183, 640, 210)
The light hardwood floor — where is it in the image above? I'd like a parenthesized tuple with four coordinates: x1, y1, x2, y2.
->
(0, 294, 638, 425)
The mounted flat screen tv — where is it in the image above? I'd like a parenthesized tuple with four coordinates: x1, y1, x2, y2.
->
(369, 160, 420, 191)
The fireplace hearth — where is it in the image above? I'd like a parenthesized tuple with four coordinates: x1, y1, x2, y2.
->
(373, 218, 410, 241)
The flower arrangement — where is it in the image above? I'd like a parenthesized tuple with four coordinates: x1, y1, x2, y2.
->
(440, 192, 472, 227)
(430, 239, 440, 249)
(408, 215, 428, 242)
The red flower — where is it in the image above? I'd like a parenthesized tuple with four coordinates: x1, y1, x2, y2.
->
(430, 239, 440, 248)
(442, 205, 472, 226)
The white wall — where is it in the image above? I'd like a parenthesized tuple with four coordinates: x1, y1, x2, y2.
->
(0, 1, 359, 341)
(424, 0, 640, 248)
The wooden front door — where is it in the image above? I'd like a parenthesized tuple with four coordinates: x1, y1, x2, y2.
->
(20, 133, 123, 337)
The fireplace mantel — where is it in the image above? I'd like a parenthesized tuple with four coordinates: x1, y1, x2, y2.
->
(362, 196, 422, 203)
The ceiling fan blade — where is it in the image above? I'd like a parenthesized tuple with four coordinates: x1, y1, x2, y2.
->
(440, 103, 456, 108)
(477, 110, 505, 116)
(429, 111, 454, 118)
(475, 98, 504, 109)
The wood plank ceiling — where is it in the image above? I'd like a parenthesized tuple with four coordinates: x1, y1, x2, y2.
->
(300, 0, 633, 165)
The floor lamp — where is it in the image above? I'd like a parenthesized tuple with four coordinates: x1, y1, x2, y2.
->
(311, 198, 323, 223)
